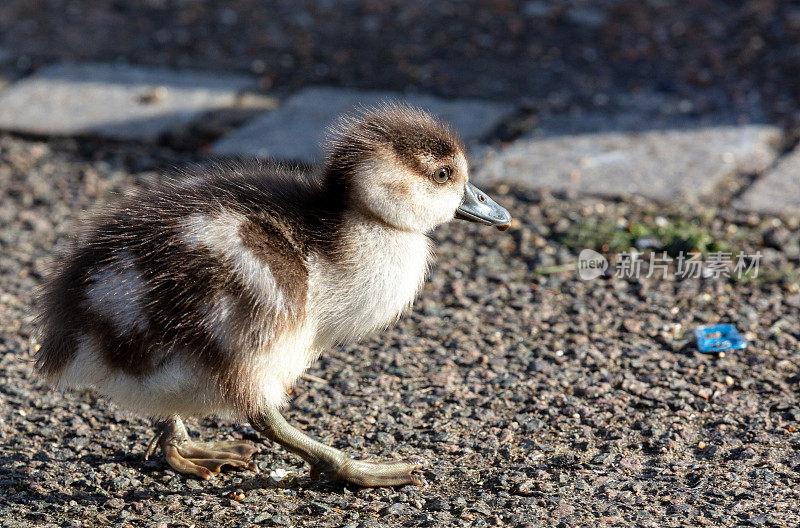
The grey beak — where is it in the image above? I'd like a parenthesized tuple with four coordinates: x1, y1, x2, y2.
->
(455, 182, 512, 231)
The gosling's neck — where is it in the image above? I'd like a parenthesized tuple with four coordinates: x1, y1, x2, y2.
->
(335, 210, 432, 263)
(308, 211, 433, 348)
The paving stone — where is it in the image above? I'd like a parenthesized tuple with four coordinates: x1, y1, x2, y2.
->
(212, 86, 515, 161)
(0, 63, 255, 140)
(0, 49, 13, 93)
(474, 112, 781, 202)
(734, 148, 800, 216)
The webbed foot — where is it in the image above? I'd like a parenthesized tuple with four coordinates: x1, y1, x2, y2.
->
(310, 457, 425, 487)
(250, 408, 426, 488)
(146, 415, 258, 480)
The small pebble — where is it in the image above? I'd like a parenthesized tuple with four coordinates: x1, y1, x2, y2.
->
(229, 489, 245, 501)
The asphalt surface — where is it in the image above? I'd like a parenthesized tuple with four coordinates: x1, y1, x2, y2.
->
(1, 0, 799, 124)
(2, 134, 800, 527)
(2, 2, 800, 527)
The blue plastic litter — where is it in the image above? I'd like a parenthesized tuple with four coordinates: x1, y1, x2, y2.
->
(694, 324, 748, 353)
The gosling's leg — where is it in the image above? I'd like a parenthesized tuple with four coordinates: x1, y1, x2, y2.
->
(250, 407, 424, 487)
(146, 414, 258, 480)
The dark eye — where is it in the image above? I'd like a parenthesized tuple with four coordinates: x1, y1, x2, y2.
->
(432, 166, 451, 184)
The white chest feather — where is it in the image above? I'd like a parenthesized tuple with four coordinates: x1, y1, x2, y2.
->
(308, 223, 432, 348)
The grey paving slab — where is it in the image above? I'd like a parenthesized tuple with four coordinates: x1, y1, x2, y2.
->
(0, 63, 256, 140)
(212, 86, 515, 162)
(734, 148, 800, 216)
(0, 49, 13, 93)
(474, 114, 781, 202)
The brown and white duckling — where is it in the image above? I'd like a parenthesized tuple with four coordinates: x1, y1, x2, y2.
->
(36, 105, 511, 487)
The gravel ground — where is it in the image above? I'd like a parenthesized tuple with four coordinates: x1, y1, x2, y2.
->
(1, 1, 799, 124)
(2, 134, 800, 527)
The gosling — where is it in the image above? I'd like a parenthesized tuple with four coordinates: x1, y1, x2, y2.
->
(36, 105, 511, 487)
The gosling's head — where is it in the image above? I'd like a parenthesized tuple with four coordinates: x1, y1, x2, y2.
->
(325, 104, 511, 233)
